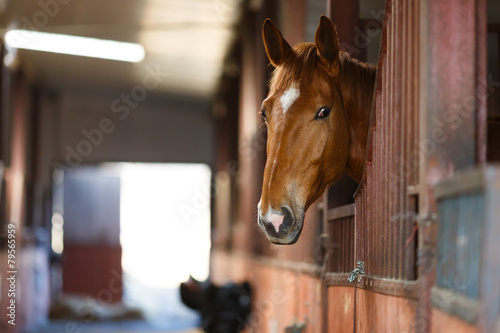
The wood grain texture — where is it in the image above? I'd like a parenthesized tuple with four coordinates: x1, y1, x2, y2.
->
(355, 288, 417, 332)
(327, 287, 354, 333)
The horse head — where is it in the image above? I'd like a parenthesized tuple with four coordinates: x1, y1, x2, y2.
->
(258, 16, 374, 245)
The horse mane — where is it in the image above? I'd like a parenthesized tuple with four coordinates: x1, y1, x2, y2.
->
(338, 51, 376, 118)
(269, 43, 376, 117)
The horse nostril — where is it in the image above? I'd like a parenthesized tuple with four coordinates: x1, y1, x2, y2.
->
(280, 206, 295, 231)
(260, 207, 296, 238)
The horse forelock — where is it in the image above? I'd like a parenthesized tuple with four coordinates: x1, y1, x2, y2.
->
(269, 43, 323, 91)
(269, 43, 375, 96)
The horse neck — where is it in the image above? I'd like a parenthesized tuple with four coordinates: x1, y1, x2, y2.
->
(338, 54, 376, 182)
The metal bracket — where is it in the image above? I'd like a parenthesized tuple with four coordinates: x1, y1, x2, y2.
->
(348, 261, 365, 283)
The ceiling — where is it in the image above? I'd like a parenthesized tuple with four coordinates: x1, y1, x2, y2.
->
(0, 0, 244, 97)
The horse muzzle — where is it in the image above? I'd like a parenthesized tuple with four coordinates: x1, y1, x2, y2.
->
(258, 205, 304, 245)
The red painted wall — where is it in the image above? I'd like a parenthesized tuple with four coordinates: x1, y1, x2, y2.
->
(62, 245, 122, 303)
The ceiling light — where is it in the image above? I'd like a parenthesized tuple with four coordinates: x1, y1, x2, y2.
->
(4, 30, 145, 63)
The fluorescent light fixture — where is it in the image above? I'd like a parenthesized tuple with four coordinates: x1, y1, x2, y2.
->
(4, 30, 145, 63)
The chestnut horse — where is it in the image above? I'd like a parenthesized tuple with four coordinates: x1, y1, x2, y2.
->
(257, 16, 376, 244)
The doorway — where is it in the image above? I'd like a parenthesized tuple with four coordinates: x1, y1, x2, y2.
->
(119, 163, 211, 323)
(52, 163, 211, 326)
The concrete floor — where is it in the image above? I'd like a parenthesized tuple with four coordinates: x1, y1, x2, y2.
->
(32, 320, 204, 333)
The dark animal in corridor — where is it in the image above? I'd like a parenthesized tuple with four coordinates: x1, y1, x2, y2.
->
(180, 276, 252, 333)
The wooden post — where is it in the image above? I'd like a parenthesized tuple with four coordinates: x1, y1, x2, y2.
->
(327, 0, 360, 58)
(323, 2, 360, 332)
(423, 0, 485, 211)
(476, 0, 487, 165)
(419, 0, 487, 332)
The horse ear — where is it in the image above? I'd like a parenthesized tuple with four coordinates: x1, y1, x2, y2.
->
(262, 18, 293, 67)
(315, 15, 340, 70)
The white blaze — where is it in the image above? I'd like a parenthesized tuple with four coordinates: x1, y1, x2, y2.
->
(265, 83, 301, 213)
(280, 83, 300, 114)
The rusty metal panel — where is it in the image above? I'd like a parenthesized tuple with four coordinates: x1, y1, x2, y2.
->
(354, 0, 419, 281)
(327, 205, 355, 273)
(353, 0, 420, 280)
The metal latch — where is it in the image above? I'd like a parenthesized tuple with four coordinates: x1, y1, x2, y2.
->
(348, 261, 365, 283)
(285, 323, 306, 333)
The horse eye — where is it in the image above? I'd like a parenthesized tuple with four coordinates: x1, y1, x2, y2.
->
(315, 107, 331, 119)
(260, 109, 267, 121)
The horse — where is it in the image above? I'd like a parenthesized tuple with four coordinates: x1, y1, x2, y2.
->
(257, 16, 376, 245)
